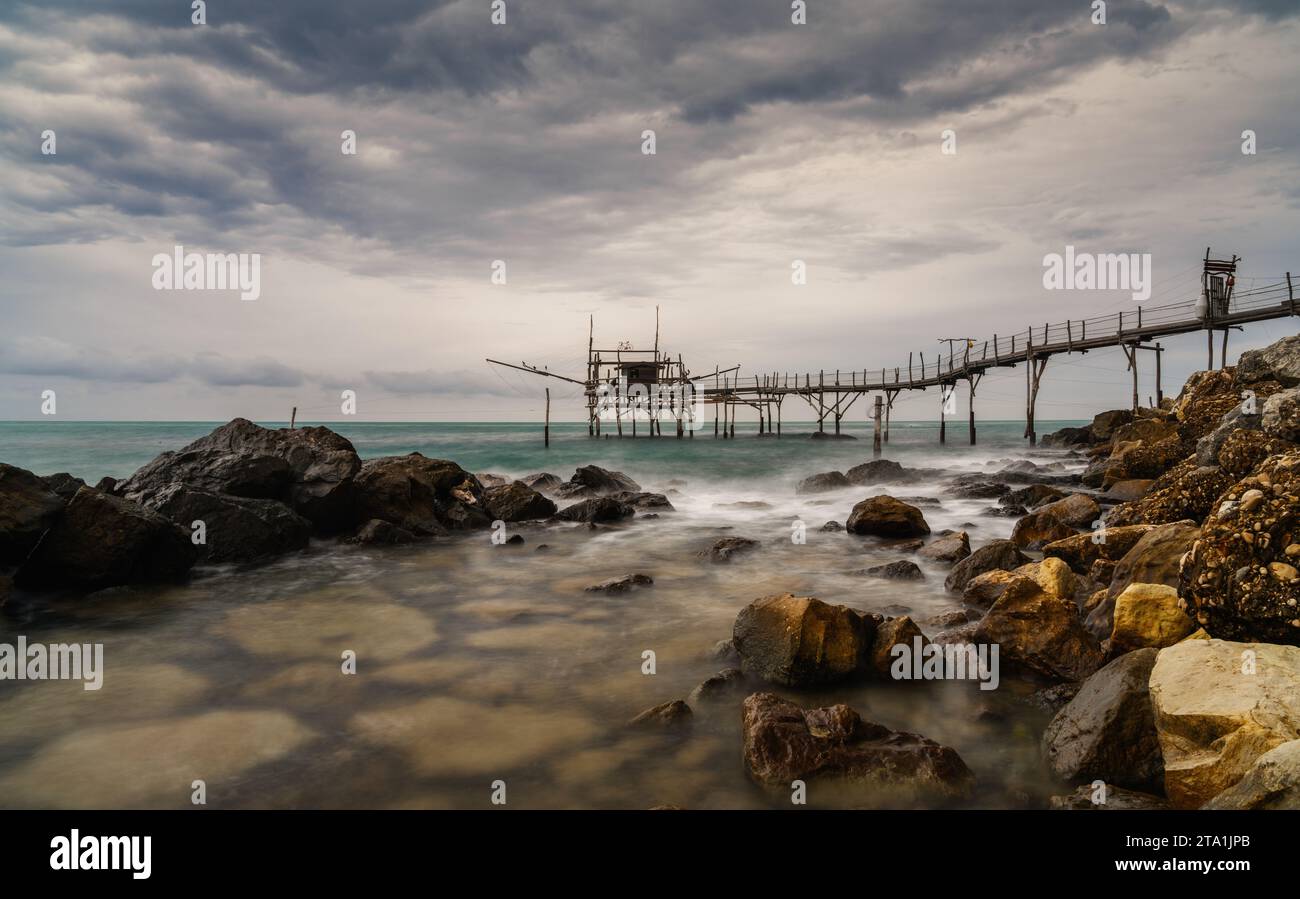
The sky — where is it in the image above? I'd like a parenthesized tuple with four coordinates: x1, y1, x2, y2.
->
(1, 0, 1299, 423)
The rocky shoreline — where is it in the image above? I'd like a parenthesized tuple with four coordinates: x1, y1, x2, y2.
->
(2, 334, 1299, 809)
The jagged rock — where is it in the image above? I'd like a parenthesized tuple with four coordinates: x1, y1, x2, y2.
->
(519, 472, 563, 492)
(1236, 333, 1300, 387)
(1203, 739, 1300, 810)
(700, 536, 760, 562)
(355, 453, 490, 533)
(1001, 484, 1066, 510)
(741, 692, 973, 799)
(484, 482, 558, 521)
(118, 418, 360, 532)
(1009, 509, 1077, 550)
(859, 560, 923, 580)
(1110, 583, 1195, 653)
(917, 530, 970, 563)
(796, 471, 851, 494)
(1262, 386, 1300, 442)
(1149, 639, 1300, 807)
(94, 476, 119, 494)
(1179, 451, 1300, 643)
(16, 487, 196, 590)
(609, 491, 675, 511)
(962, 569, 1019, 608)
(1043, 494, 1102, 528)
(0, 464, 66, 565)
(1106, 521, 1198, 600)
(973, 576, 1103, 682)
(1106, 460, 1234, 527)
(820, 520, 843, 532)
(1042, 648, 1163, 791)
(732, 593, 872, 686)
(40, 472, 86, 501)
(1217, 429, 1294, 479)
(555, 497, 635, 523)
(846, 496, 929, 538)
(1042, 426, 1093, 448)
(585, 573, 653, 593)
(1048, 785, 1170, 810)
(1043, 525, 1153, 573)
(945, 539, 1029, 593)
(628, 699, 692, 729)
(350, 519, 417, 545)
(951, 480, 1010, 499)
(870, 615, 925, 679)
(475, 472, 511, 488)
(687, 668, 747, 705)
(1012, 557, 1078, 601)
(846, 459, 914, 485)
(1090, 409, 1135, 442)
(1103, 479, 1153, 503)
(567, 465, 641, 495)
(141, 484, 312, 562)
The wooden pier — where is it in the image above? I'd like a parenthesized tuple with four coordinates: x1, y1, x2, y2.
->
(490, 251, 1298, 446)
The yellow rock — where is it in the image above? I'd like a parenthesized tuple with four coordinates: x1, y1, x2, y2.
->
(1110, 583, 1195, 651)
(1013, 556, 1078, 601)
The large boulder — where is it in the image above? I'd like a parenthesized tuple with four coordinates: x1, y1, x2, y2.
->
(845, 459, 915, 485)
(1109, 583, 1196, 652)
(1009, 509, 1078, 550)
(1043, 494, 1102, 528)
(1012, 557, 1078, 601)
(1001, 484, 1066, 510)
(1106, 521, 1199, 599)
(1148, 639, 1300, 808)
(0, 464, 66, 565)
(1106, 460, 1234, 528)
(973, 576, 1104, 682)
(519, 472, 563, 492)
(566, 465, 640, 496)
(1042, 525, 1153, 573)
(141, 484, 312, 563)
(962, 569, 1020, 608)
(1262, 386, 1300, 442)
(1042, 648, 1163, 791)
(484, 482, 557, 522)
(609, 490, 674, 511)
(41, 472, 86, 501)
(16, 487, 196, 590)
(846, 496, 929, 538)
(354, 453, 489, 533)
(796, 471, 851, 494)
(732, 594, 872, 686)
(1180, 452, 1300, 644)
(118, 419, 360, 531)
(1203, 739, 1300, 810)
(1236, 333, 1300, 387)
(944, 539, 1029, 593)
(741, 693, 973, 800)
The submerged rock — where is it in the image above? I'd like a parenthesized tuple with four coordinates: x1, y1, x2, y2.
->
(796, 471, 851, 494)
(608, 490, 675, 511)
(846, 496, 930, 538)
(350, 519, 417, 545)
(628, 699, 692, 730)
(732, 593, 871, 686)
(917, 530, 970, 564)
(355, 453, 490, 533)
(584, 573, 653, 593)
(700, 536, 760, 562)
(741, 693, 973, 800)
(859, 560, 923, 581)
(1042, 648, 1163, 791)
(484, 482, 558, 522)
(845, 459, 915, 485)
(687, 668, 747, 705)
(565, 465, 641, 496)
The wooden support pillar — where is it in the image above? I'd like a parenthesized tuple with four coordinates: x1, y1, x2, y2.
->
(776, 398, 782, 437)
(1221, 328, 1229, 370)
(884, 390, 894, 443)
(872, 395, 883, 458)
(939, 385, 947, 445)
(1026, 353, 1047, 446)
(1124, 343, 1139, 412)
(818, 371, 825, 433)
(544, 388, 550, 447)
(967, 374, 981, 446)
(1155, 343, 1163, 405)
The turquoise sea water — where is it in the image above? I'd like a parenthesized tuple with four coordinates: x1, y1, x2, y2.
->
(0, 419, 1084, 483)
(0, 417, 1093, 810)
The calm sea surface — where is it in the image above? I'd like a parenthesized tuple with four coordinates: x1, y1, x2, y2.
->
(0, 419, 1086, 809)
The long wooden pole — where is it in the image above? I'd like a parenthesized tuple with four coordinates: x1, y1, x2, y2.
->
(544, 388, 550, 447)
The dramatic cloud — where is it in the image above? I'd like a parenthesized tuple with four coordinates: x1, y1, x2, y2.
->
(0, 1, 1297, 420)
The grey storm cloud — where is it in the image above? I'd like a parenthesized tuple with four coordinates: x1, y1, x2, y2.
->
(0, 0, 1265, 269)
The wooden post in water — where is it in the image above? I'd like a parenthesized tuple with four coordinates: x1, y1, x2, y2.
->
(939, 385, 947, 445)
(872, 395, 883, 458)
(290, 406, 297, 429)
(544, 388, 551, 447)
(1155, 343, 1163, 404)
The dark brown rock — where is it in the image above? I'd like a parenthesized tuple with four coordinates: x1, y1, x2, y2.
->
(554, 497, 635, 523)
(973, 576, 1104, 682)
(796, 471, 851, 494)
(846, 496, 930, 538)
(484, 482, 558, 521)
(628, 699, 692, 729)
(355, 453, 489, 532)
(0, 464, 65, 565)
(917, 530, 970, 563)
(732, 593, 872, 686)
(700, 536, 760, 562)
(944, 539, 1029, 593)
(142, 484, 312, 562)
